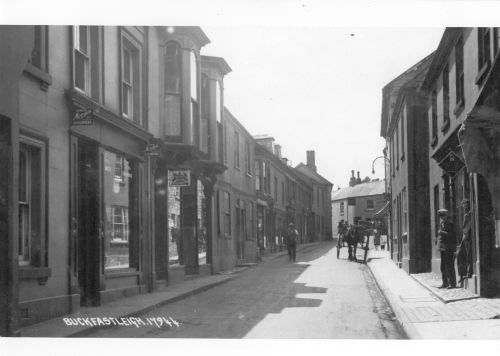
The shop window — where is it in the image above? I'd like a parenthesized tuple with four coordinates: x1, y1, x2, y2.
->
(165, 41, 182, 137)
(18, 137, 46, 267)
(104, 151, 136, 270)
(121, 33, 142, 125)
(111, 206, 129, 242)
(74, 26, 102, 101)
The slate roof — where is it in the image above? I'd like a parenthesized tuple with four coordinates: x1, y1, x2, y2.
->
(331, 180, 386, 201)
(295, 163, 333, 186)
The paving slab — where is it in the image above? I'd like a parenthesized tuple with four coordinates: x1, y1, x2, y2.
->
(366, 250, 500, 339)
(18, 273, 236, 337)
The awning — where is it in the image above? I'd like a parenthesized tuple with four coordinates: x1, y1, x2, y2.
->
(373, 201, 391, 219)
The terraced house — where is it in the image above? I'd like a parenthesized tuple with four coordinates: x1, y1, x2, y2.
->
(421, 27, 500, 297)
(0, 25, 334, 335)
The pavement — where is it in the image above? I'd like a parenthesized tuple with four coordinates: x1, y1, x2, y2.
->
(366, 249, 500, 339)
(17, 242, 319, 338)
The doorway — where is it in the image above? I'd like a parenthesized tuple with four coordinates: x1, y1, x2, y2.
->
(76, 139, 101, 306)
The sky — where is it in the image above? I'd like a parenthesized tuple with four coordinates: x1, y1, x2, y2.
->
(201, 27, 445, 189)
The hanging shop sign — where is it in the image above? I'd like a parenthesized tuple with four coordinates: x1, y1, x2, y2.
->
(72, 108, 94, 126)
(168, 170, 191, 187)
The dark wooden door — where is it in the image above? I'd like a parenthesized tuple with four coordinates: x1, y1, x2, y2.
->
(77, 139, 101, 306)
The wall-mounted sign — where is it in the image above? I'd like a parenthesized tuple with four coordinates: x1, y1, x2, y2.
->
(73, 108, 93, 125)
(168, 170, 191, 187)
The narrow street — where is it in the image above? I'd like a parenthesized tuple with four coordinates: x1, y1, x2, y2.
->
(86, 243, 404, 338)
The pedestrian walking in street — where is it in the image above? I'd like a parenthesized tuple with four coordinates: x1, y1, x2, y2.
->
(373, 226, 381, 251)
(436, 209, 457, 289)
(285, 222, 298, 262)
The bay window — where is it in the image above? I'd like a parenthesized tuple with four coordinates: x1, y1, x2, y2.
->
(190, 51, 200, 146)
(165, 42, 182, 137)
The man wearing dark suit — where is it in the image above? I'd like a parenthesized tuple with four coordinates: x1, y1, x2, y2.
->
(436, 209, 457, 289)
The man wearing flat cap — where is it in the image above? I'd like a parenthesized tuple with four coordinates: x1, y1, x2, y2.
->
(436, 209, 457, 289)
(285, 222, 298, 262)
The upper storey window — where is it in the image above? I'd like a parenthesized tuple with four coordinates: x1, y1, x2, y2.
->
(455, 36, 465, 109)
(164, 42, 182, 137)
(190, 51, 200, 146)
(120, 32, 142, 125)
(28, 26, 48, 72)
(73, 26, 102, 102)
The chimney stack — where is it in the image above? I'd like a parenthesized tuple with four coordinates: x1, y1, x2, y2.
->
(356, 171, 362, 184)
(349, 170, 356, 187)
(274, 144, 282, 159)
(306, 150, 317, 172)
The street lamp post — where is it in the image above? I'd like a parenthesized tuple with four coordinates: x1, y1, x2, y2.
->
(371, 154, 392, 257)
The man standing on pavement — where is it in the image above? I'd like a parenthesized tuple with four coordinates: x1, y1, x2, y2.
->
(436, 209, 457, 289)
(285, 222, 298, 262)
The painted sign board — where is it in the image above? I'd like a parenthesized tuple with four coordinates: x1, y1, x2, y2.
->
(168, 170, 191, 187)
(72, 108, 93, 125)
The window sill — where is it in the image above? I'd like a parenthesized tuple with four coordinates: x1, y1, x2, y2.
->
(453, 99, 465, 117)
(441, 119, 450, 134)
(23, 64, 52, 91)
(19, 266, 52, 285)
(430, 135, 438, 148)
(105, 269, 140, 279)
(475, 61, 490, 86)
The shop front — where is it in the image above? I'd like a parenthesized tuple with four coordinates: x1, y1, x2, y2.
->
(67, 90, 153, 306)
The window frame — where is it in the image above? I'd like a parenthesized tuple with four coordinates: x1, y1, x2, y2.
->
(120, 30, 143, 125)
(234, 131, 240, 169)
(431, 89, 438, 147)
(18, 134, 47, 269)
(442, 63, 450, 132)
(454, 35, 465, 113)
(73, 25, 91, 95)
(366, 199, 374, 211)
(476, 27, 491, 85)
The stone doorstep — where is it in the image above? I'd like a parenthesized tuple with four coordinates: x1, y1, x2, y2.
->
(411, 272, 479, 304)
(18, 274, 236, 338)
